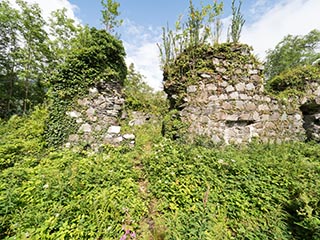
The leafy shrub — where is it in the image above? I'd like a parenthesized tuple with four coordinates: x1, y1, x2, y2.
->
(142, 140, 320, 239)
(266, 65, 320, 93)
(0, 147, 147, 239)
(0, 107, 47, 170)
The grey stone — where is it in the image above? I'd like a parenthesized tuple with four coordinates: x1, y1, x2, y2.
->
(201, 73, 211, 79)
(187, 85, 197, 93)
(226, 114, 238, 121)
(211, 135, 221, 144)
(250, 75, 261, 82)
(222, 102, 233, 110)
(209, 95, 219, 101)
(66, 111, 81, 118)
(216, 67, 227, 73)
(246, 102, 257, 111)
(236, 101, 245, 109)
(206, 84, 217, 91)
(270, 112, 280, 120)
(226, 85, 235, 92)
(220, 81, 228, 87)
(89, 87, 99, 95)
(79, 123, 92, 133)
(219, 94, 228, 100)
(212, 58, 220, 65)
(104, 134, 113, 140)
(235, 83, 246, 92)
(258, 104, 269, 112)
(246, 83, 255, 91)
(76, 118, 83, 124)
(123, 134, 135, 140)
(314, 86, 320, 96)
(69, 134, 79, 142)
(235, 69, 242, 74)
(239, 113, 250, 120)
(253, 112, 260, 121)
(261, 114, 270, 121)
(86, 107, 95, 116)
(248, 69, 259, 75)
(240, 94, 250, 100)
(107, 125, 121, 134)
(229, 92, 239, 99)
(281, 113, 288, 121)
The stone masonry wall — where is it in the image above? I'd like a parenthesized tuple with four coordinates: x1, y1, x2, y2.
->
(64, 82, 135, 151)
(164, 44, 320, 144)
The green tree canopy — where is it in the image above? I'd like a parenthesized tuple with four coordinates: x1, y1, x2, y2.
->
(264, 29, 320, 80)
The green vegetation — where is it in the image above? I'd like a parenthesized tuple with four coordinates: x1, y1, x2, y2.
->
(264, 29, 320, 80)
(229, 0, 245, 43)
(124, 63, 168, 115)
(266, 65, 320, 94)
(158, 0, 223, 68)
(1, 109, 320, 239)
(1, 0, 320, 239)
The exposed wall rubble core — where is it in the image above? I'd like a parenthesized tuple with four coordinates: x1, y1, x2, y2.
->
(163, 43, 320, 144)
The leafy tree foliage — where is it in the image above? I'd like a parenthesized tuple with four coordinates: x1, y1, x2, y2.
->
(0, 0, 79, 119)
(264, 29, 320, 80)
(0, 0, 20, 118)
(100, 0, 123, 34)
(124, 64, 167, 113)
(48, 8, 81, 66)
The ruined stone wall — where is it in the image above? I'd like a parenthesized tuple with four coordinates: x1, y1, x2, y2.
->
(164, 43, 320, 144)
(64, 82, 135, 151)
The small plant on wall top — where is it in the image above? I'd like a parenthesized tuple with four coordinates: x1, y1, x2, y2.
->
(158, 0, 223, 69)
(229, 0, 245, 43)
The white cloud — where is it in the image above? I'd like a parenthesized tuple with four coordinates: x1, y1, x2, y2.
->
(242, 0, 320, 60)
(5, 0, 80, 23)
(120, 20, 163, 91)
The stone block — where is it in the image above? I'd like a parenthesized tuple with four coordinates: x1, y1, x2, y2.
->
(66, 111, 81, 118)
(79, 123, 92, 133)
(107, 125, 121, 134)
(201, 73, 211, 79)
(229, 92, 239, 99)
(123, 134, 135, 140)
(246, 83, 255, 91)
(246, 102, 257, 111)
(226, 114, 238, 121)
(206, 83, 217, 91)
(222, 102, 233, 110)
(226, 85, 235, 92)
(258, 104, 270, 112)
(209, 95, 218, 101)
(187, 85, 197, 93)
(235, 82, 246, 92)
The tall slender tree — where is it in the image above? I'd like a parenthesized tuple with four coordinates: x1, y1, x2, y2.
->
(100, 0, 123, 34)
(15, 0, 50, 114)
(0, 0, 21, 117)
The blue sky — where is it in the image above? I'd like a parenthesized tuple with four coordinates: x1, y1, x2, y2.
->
(69, 0, 275, 32)
(6, 0, 320, 90)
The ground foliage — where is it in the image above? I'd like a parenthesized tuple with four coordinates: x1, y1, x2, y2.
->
(1, 107, 320, 239)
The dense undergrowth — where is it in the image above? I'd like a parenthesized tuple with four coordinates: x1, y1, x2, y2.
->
(1, 108, 320, 239)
